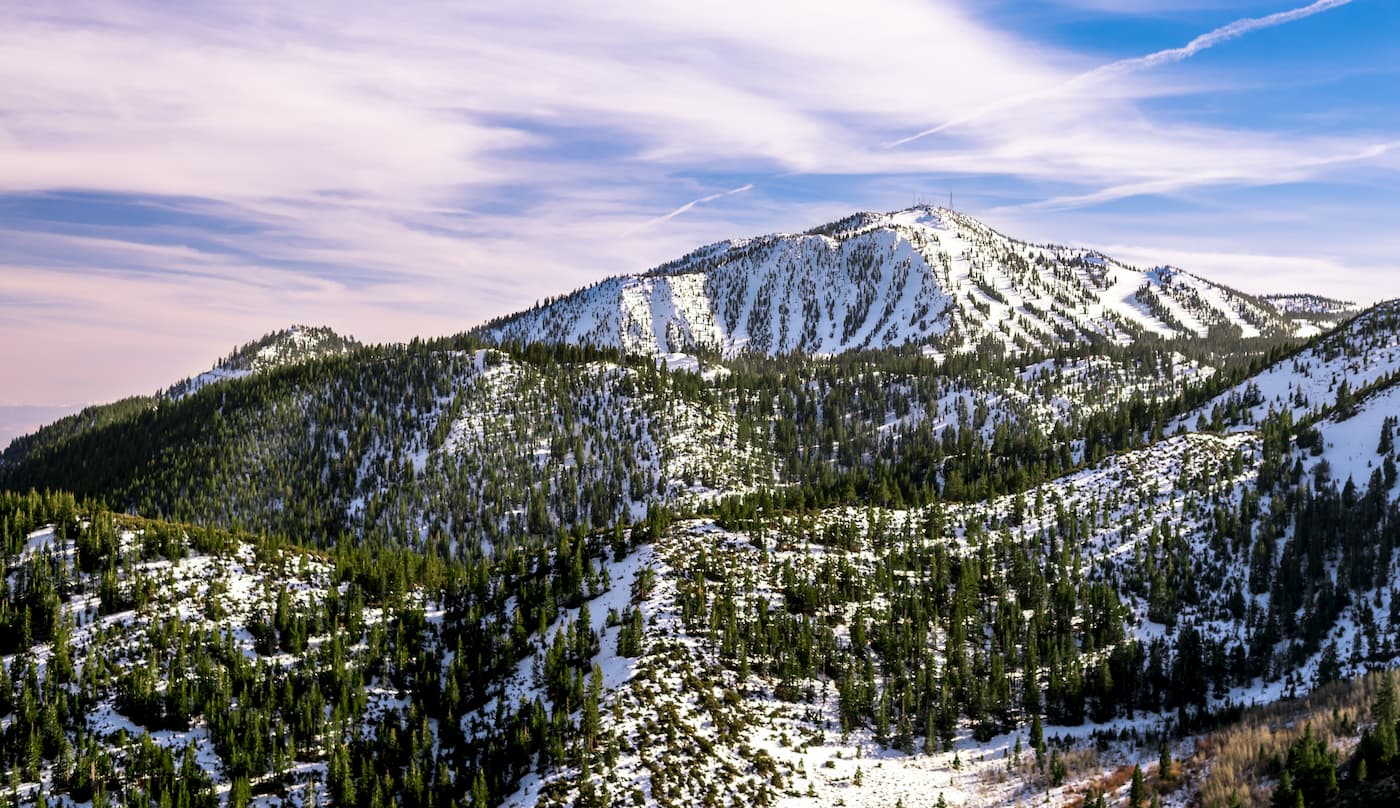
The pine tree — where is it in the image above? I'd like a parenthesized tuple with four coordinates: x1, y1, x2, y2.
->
(1129, 764, 1146, 808)
(1372, 674, 1398, 763)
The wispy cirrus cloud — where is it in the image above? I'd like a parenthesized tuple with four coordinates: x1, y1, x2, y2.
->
(1009, 139, 1400, 212)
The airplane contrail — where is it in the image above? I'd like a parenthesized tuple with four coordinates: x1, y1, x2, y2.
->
(886, 0, 1354, 149)
(627, 183, 754, 234)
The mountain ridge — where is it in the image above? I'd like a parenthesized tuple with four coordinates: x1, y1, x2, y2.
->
(0, 324, 361, 468)
(477, 206, 1314, 359)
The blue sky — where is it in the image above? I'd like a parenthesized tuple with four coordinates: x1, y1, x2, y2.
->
(1, 0, 1397, 442)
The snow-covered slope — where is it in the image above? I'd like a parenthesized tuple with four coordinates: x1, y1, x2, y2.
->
(1175, 300, 1400, 433)
(505, 420, 1400, 808)
(1305, 379, 1400, 496)
(479, 207, 1311, 358)
(165, 324, 360, 399)
(1260, 293, 1361, 339)
(1261, 293, 1361, 319)
(497, 305, 1400, 808)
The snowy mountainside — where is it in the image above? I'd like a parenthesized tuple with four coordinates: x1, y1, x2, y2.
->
(165, 324, 361, 399)
(499, 306, 1400, 807)
(479, 206, 1312, 358)
(1, 520, 345, 804)
(2, 330, 1234, 553)
(503, 415, 1400, 807)
(1174, 299, 1400, 433)
(1261, 293, 1361, 319)
(1259, 293, 1361, 340)
(8, 300, 1400, 807)
(1012, 351, 1214, 432)
(8, 366, 1400, 808)
(1, 342, 771, 550)
(1304, 378, 1400, 496)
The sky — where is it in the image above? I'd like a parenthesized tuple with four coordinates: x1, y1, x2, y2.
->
(2, 0, 1398, 444)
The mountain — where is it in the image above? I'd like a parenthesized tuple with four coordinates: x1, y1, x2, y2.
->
(3, 298, 1398, 807)
(164, 324, 361, 399)
(479, 206, 1311, 358)
(1260, 293, 1362, 338)
(4, 215, 1399, 808)
(0, 329, 1261, 551)
(0, 325, 360, 471)
(1174, 299, 1400, 433)
(1261, 292, 1361, 319)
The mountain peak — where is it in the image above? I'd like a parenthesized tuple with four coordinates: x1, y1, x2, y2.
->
(221, 324, 356, 370)
(478, 207, 1320, 358)
(165, 324, 361, 399)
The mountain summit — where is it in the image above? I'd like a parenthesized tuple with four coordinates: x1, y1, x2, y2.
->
(478, 206, 1307, 357)
(165, 324, 360, 399)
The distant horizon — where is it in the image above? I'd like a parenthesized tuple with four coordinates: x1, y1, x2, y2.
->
(4, 0, 1398, 428)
